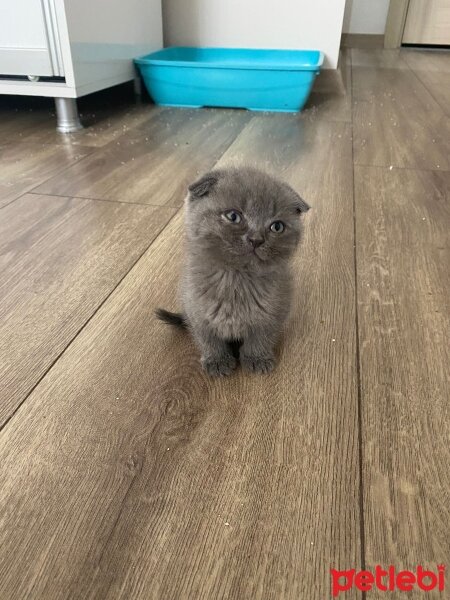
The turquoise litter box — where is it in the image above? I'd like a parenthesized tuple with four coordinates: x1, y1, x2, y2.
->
(135, 47, 324, 113)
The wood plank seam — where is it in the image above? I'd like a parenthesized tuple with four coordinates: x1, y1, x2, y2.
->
(403, 54, 450, 118)
(26, 152, 93, 197)
(351, 163, 449, 173)
(27, 190, 170, 208)
(0, 207, 181, 435)
(350, 46, 368, 583)
(0, 149, 94, 211)
(33, 110, 256, 205)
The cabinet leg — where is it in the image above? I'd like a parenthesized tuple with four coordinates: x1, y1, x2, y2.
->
(54, 98, 83, 133)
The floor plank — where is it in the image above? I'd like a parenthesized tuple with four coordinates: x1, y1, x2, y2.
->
(401, 49, 450, 118)
(401, 48, 450, 74)
(0, 193, 176, 427)
(35, 108, 252, 205)
(0, 117, 360, 600)
(351, 48, 410, 69)
(352, 50, 450, 171)
(0, 102, 55, 142)
(0, 90, 154, 148)
(0, 143, 92, 209)
(303, 49, 352, 123)
(355, 166, 450, 585)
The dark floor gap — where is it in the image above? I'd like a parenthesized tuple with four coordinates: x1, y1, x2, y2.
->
(349, 50, 367, 595)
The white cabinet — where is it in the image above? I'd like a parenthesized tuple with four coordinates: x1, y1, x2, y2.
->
(0, 0, 163, 130)
(0, 0, 63, 76)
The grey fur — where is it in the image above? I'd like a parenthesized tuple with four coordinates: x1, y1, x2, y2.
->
(157, 166, 310, 376)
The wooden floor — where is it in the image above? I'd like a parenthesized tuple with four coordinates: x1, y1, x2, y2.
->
(0, 49, 448, 600)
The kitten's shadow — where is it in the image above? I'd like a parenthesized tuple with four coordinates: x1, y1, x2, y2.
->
(228, 340, 242, 360)
(227, 339, 283, 363)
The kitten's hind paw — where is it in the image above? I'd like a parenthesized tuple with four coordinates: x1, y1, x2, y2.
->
(202, 354, 237, 377)
(241, 355, 276, 374)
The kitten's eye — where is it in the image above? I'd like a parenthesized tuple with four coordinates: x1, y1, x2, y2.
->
(270, 221, 285, 233)
(223, 210, 242, 224)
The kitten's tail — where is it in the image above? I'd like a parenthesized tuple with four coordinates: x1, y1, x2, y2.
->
(155, 308, 187, 330)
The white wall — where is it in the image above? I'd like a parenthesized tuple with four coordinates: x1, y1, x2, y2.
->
(343, 0, 390, 34)
(162, 0, 347, 69)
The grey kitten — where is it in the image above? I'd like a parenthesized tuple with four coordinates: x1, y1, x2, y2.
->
(156, 166, 310, 376)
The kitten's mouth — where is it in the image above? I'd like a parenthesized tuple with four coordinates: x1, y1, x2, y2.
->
(227, 244, 266, 262)
(250, 248, 265, 261)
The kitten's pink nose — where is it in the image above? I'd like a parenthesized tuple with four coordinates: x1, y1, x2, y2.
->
(247, 235, 264, 249)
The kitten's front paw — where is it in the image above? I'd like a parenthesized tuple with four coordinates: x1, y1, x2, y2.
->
(241, 355, 276, 374)
(202, 354, 237, 377)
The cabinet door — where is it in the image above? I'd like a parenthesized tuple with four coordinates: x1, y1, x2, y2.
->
(0, 0, 64, 77)
(403, 0, 450, 45)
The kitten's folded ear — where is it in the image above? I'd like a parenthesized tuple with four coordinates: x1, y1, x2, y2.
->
(188, 172, 219, 198)
(282, 182, 310, 214)
(294, 196, 311, 214)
